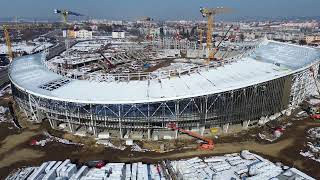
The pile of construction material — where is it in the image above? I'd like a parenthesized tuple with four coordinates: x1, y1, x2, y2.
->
(30, 132, 82, 147)
(95, 139, 126, 150)
(258, 122, 292, 142)
(5, 167, 36, 180)
(131, 143, 151, 152)
(6, 151, 315, 180)
(168, 150, 314, 180)
(96, 138, 151, 152)
(0, 106, 9, 122)
(7, 160, 164, 180)
(300, 127, 320, 163)
(294, 110, 309, 120)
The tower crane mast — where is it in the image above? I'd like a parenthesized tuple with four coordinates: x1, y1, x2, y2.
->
(200, 7, 232, 62)
(3, 26, 13, 61)
(2, 10, 82, 63)
(54, 9, 83, 58)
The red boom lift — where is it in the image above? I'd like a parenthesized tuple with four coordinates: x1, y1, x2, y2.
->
(167, 122, 214, 150)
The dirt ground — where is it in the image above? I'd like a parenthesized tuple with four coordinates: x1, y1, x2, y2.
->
(0, 117, 319, 179)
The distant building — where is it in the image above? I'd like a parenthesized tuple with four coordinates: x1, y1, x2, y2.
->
(112, 31, 125, 39)
(63, 28, 93, 39)
(306, 35, 320, 45)
(90, 25, 98, 31)
(62, 29, 76, 39)
(76, 29, 93, 39)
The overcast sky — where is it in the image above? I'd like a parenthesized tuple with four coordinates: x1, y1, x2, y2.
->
(1, 0, 319, 20)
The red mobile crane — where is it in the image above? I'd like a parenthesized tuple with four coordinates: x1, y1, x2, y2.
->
(167, 122, 214, 150)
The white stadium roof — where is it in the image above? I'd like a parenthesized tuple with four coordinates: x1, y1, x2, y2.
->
(9, 40, 320, 104)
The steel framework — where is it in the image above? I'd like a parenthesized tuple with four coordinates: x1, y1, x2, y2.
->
(11, 61, 319, 139)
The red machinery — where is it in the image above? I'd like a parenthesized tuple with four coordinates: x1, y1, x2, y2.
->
(310, 111, 320, 120)
(167, 122, 214, 150)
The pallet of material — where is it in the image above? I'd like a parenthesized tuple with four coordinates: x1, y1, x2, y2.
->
(70, 166, 89, 180)
(27, 162, 48, 180)
(204, 157, 225, 163)
(42, 169, 56, 180)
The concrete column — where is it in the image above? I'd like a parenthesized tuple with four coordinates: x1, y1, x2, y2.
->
(200, 126, 205, 136)
(222, 123, 229, 133)
(147, 129, 151, 140)
(118, 105, 123, 139)
(65, 110, 74, 133)
(36, 109, 45, 123)
(48, 118, 57, 129)
(93, 125, 97, 137)
(242, 120, 250, 130)
(28, 94, 38, 122)
(89, 104, 97, 137)
(175, 130, 178, 139)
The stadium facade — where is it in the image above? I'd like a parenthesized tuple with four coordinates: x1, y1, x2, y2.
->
(9, 40, 320, 139)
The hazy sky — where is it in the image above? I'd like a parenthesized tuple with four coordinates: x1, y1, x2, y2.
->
(0, 0, 319, 20)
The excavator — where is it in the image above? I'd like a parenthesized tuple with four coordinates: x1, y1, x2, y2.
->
(167, 122, 214, 150)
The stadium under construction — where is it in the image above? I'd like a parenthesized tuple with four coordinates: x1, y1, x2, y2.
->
(8, 37, 320, 140)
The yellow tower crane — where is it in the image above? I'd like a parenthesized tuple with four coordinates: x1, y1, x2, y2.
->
(54, 9, 83, 24)
(54, 9, 83, 58)
(2, 23, 59, 62)
(3, 25, 13, 61)
(200, 7, 232, 62)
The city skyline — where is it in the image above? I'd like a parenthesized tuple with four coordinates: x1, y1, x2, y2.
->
(1, 0, 320, 21)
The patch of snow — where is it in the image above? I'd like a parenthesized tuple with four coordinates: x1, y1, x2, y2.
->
(0, 106, 9, 123)
(308, 98, 320, 106)
(96, 139, 126, 150)
(300, 127, 320, 163)
(31, 131, 83, 147)
(131, 143, 151, 152)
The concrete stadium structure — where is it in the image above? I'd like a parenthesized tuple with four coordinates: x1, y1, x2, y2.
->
(9, 40, 320, 140)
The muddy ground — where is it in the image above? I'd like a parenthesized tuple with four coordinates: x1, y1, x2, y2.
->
(0, 114, 319, 179)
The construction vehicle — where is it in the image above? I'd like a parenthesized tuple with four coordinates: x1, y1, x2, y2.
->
(167, 122, 214, 150)
(200, 7, 232, 62)
(310, 111, 320, 121)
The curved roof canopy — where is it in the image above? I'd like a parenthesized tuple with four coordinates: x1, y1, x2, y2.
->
(9, 40, 320, 104)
